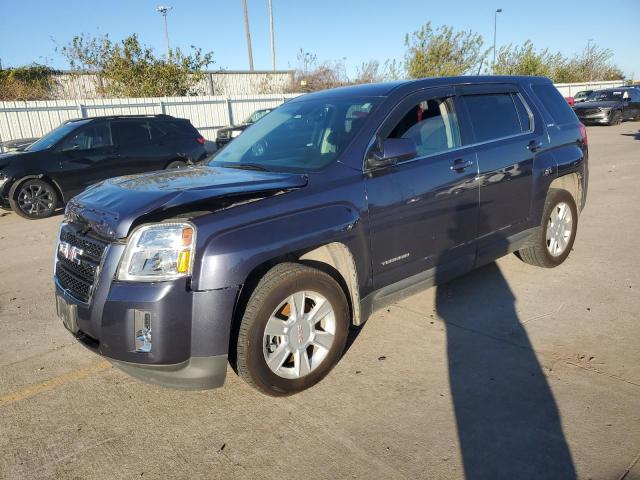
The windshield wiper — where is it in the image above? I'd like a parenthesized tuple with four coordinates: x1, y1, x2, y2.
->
(222, 163, 271, 172)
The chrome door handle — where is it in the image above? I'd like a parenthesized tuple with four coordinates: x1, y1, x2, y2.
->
(450, 159, 474, 172)
(527, 140, 543, 152)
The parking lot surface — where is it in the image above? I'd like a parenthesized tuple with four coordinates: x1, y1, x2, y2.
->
(1, 124, 639, 480)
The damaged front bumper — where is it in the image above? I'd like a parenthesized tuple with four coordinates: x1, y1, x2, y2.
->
(54, 238, 239, 390)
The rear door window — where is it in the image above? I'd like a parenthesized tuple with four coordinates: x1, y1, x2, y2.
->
(531, 84, 577, 126)
(462, 93, 524, 143)
(111, 120, 153, 146)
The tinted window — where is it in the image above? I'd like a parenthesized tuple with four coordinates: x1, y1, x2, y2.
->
(111, 120, 152, 146)
(159, 120, 199, 137)
(532, 84, 577, 125)
(463, 93, 522, 142)
(387, 96, 460, 158)
(27, 120, 91, 152)
(62, 123, 112, 151)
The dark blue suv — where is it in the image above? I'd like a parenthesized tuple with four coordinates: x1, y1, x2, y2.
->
(54, 76, 588, 396)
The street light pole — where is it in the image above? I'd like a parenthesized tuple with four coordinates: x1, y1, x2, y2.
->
(493, 8, 502, 73)
(268, 0, 275, 70)
(157, 5, 172, 59)
(242, 0, 254, 71)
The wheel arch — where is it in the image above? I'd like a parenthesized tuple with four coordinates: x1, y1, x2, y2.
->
(549, 172, 584, 213)
(8, 174, 65, 205)
(227, 242, 362, 374)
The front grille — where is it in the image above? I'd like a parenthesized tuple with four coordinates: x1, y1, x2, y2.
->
(56, 224, 109, 303)
(577, 108, 600, 116)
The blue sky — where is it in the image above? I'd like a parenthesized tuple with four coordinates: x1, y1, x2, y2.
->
(0, 0, 638, 79)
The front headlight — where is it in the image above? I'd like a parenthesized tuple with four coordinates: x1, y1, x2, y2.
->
(0, 174, 8, 188)
(117, 223, 196, 281)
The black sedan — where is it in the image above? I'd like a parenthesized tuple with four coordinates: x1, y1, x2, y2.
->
(215, 108, 273, 148)
(572, 88, 640, 125)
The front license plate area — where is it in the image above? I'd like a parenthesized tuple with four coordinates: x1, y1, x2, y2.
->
(56, 295, 79, 334)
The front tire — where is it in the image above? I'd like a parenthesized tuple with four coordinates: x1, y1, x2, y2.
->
(516, 189, 578, 268)
(9, 179, 58, 219)
(236, 263, 349, 396)
(608, 110, 622, 126)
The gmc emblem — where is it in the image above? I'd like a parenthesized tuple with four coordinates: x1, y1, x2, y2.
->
(58, 241, 84, 265)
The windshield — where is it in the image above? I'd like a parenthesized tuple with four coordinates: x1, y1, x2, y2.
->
(245, 109, 272, 124)
(585, 90, 624, 102)
(27, 120, 90, 152)
(210, 96, 379, 172)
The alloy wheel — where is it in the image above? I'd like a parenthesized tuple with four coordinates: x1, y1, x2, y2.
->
(17, 184, 54, 216)
(263, 290, 336, 379)
(546, 201, 573, 257)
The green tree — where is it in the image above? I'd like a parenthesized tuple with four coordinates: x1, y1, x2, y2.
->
(0, 64, 58, 101)
(493, 40, 624, 83)
(61, 33, 214, 97)
(493, 41, 554, 77)
(404, 22, 489, 78)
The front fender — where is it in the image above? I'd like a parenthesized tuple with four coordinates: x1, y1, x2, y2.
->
(191, 203, 369, 292)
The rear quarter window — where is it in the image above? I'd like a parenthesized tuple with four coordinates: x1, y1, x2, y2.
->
(531, 84, 578, 126)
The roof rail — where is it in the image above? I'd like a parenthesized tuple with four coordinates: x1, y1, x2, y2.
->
(64, 114, 176, 123)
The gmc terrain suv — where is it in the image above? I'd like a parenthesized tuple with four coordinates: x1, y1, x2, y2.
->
(0, 115, 207, 219)
(54, 76, 588, 396)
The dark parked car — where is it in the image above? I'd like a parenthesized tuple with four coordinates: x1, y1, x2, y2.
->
(572, 87, 640, 125)
(573, 90, 593, 103)
(0, 137, 39, 152)
(0, 115, 207, 219)
(54, 76, 588, 396)
(215, 108, 273, 148)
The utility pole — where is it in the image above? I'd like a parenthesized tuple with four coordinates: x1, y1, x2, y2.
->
(268, 0, 275, 70)
(493, 8, 502, 73)
(157, 5, 172, 59)
(242, 0, 254, 71)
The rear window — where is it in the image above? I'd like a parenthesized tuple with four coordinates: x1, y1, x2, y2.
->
(462, 93, 524, 143)
(159, 119, 199, 137)
(532, 84, 577, 125)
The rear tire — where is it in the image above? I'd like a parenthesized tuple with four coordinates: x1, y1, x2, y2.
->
(516, 189, 578, 268)
(236, 263, 349, 396)
(9, 179, 58, 220)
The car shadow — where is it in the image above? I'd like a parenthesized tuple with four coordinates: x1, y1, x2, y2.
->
(344, 206, 576, 478)
(435, 206, 576, 479)
(620, 130, 640, 140)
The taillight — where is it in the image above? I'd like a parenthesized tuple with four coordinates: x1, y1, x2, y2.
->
(196, 136, 206, 145)
(579, 123, 587, 146)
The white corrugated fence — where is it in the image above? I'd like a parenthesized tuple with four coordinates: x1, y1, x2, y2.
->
(0, 80, 628, 152)
(0, 94, 302, 151)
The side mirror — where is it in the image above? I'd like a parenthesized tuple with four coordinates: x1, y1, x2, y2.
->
(367, 138, 417, 169)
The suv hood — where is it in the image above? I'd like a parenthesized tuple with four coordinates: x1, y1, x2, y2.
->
(67, 166, 308, 239)
(0, 150, 30, 170)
